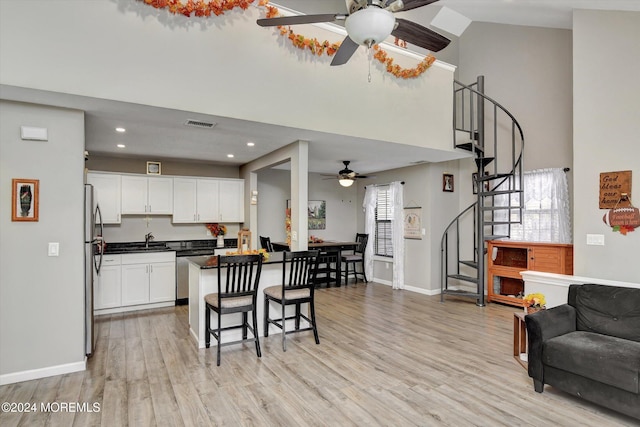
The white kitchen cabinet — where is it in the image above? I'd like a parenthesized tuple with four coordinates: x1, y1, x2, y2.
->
(172, 177, 243, 223)
(121, 175, 173, 215)
(94, 255, 122, 310)
(219, 179, 244, 222)
(87, 172, 121, 224)
(121, 252, 176, 307)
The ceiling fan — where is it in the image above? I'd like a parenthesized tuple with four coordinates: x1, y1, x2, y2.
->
(257, 0, 450, 66)
(323, 161, 373, 187)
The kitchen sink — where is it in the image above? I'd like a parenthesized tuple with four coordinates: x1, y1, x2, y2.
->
(104, 241, 170, 253)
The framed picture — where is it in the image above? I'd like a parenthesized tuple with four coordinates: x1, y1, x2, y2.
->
(12, 178, 39, 222)
(287, 199, 327, 230)
(146, 161, 161, 175)
(403, 207, 422, 239)
(443, 174, 454, 192)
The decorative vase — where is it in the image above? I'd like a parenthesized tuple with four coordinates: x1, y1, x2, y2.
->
(217, 235, 224, 248)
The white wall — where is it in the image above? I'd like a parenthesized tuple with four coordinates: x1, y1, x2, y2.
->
(0, 101, 85, 383)
(0, 0, 454, 154)
(572, 10, 640, 283)
(256, 168, 358, 245)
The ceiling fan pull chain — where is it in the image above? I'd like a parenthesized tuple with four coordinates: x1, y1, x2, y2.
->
(368, 45, 372, 83)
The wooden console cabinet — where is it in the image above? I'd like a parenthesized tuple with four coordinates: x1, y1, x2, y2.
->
(487, 240, 573, 307)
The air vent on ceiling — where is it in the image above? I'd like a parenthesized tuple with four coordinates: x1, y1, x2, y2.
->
(184, 119, 217, 129)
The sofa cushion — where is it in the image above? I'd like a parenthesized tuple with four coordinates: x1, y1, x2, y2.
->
(571, 284, 640, 342)
(543, 331, 640, 394)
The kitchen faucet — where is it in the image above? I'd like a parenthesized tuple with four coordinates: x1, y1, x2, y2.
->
(145, 232, 154, 248)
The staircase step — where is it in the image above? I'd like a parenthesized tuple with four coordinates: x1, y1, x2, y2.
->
(485, 235, 509, 240)
(456, 142, 484, 154)
(459, 260, 478, 269)
(475, 157, 495, 168)
(481, 206, 521, 211)
(447, 274, 479, 284)
(481, 189, 523, 196)
(483, 221, 522, 226)
(442, 289, 481, 299)
(477, 173, 513, 181)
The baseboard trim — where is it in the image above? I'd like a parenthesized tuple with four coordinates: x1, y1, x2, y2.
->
(0, 360, 86, 386)
(371, 278, 440, 296)
(175, 298, 188, 306)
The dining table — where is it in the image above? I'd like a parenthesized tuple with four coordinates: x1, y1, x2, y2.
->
(271, 241, 358, 252)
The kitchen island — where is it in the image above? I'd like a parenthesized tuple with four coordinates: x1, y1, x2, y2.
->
(187, 253, 311, 349)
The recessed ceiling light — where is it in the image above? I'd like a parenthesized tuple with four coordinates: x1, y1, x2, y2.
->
(116, 144, 126, 148)
(247, 142, 255, 147)
(227, 154, 234, 158)
(115, 127, 126, 133)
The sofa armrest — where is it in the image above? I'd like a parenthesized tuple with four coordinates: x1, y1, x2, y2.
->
(525, 304, 577, 384)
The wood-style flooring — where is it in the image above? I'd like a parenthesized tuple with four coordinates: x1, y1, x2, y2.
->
(1, 283, 637, 426)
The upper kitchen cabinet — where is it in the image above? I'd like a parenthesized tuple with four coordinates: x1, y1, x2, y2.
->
(87, 172, 121, 224)
(172, 177, 244, 223)
(121, 175, 173, 215)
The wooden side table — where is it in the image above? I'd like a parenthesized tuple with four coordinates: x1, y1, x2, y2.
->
(513, 312, 528, 369)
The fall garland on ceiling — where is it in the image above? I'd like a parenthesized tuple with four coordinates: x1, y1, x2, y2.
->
(141, 0, 437, 79)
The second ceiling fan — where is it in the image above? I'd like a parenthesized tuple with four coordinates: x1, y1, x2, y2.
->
(257, 0, 450, 66)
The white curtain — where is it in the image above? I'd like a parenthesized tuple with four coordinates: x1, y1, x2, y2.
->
(362, 185, 376, 282)
(495, 168, 571, 243)
(390, 181, 405, 289)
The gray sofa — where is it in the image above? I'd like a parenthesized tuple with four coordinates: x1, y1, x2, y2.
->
(525, 283, 640, 420)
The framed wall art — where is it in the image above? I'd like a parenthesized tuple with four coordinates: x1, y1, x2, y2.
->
(12, 178, 39, 222)
(403, 207, 422, 239)
(443, 174, 454, 192)
(286, 199, 327, 230)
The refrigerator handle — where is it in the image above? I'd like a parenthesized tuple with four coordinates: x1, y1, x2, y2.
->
(94, 204, 104, 274)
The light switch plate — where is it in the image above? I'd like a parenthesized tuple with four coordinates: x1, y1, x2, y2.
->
(586, 234, 605, 246)
(48, 242, 60, 256)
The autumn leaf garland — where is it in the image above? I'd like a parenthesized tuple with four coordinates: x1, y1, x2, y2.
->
(140, 0, 437, 79)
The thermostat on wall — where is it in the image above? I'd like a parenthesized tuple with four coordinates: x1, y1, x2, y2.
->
(21, 126, 48, 141)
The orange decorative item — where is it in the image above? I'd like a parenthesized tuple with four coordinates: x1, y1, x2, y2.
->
(138, 0, 438, 80)
(602, 194, 639, 236)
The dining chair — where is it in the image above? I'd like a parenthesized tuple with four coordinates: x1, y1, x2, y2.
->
(341, 233, 369, 285)
(313, 249, 341, 288)
(263, 250, 320, 351)
(204, 254, 262, 366)
(259, 236, 274, 252)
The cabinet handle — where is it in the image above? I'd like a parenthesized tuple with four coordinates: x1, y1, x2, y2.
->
(150, 265, 153, 273)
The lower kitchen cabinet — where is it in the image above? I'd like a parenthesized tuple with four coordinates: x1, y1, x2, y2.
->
(95, 251, 176, 314)
(94, 255, 122, 310)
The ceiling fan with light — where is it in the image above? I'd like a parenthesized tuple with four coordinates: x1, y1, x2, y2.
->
(257, 0, 450, 66)
(323, 161, 374, 187)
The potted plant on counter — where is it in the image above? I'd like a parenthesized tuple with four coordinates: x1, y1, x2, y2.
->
(206, 223, 227, 248)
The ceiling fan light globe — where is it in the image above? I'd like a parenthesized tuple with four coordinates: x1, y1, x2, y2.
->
(345, 7, 395, 46)
(339, 178, 355, 187)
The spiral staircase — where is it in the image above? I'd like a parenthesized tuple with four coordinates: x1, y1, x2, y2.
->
(440, 76, 525, 306)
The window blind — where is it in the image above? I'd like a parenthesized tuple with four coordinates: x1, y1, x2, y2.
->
(375, 185, 393, 257)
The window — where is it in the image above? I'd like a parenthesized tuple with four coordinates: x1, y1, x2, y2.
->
(375, 185, 393, 257)
(494, 168, 571, 243)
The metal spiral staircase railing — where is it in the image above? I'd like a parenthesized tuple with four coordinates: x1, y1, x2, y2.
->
(440, 76, 525, 306)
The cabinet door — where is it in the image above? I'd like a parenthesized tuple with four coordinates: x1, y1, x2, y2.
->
(94, 264, 121, 309)
(121, 264, 150, 306)
(196, 179, 220, 223)
(87, 173, 121, 224)
(530, 246, 563, 273)
(121, 176, 148, 214)
(219, 180, 244, 222)
(149, 261, 176, 303)
(148, 177, 173, 214)
(172, 178, 197, 223)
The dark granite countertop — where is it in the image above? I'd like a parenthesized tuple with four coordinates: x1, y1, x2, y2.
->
(186, 252, 285, 269)
(102, 238, 238, 255)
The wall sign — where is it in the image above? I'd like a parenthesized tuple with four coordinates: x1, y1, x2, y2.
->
(11, 178, 39, 222)
(599, 170, 631, 209)
(403, 207, 422, 239)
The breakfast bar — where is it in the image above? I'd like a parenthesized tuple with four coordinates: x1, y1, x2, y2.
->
(187, 252, 311, 349)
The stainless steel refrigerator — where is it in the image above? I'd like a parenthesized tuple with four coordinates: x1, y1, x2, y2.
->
(84, 184, 103, 357)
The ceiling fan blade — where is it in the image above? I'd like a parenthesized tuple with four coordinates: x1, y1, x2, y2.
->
(397, 0, 440, 12)
(257, 14, 344, 27)
(331, 36, 360, 66)
(391, 18, 450, 52)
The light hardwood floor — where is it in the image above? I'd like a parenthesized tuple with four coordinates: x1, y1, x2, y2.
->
(1, 283, 637, 426)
